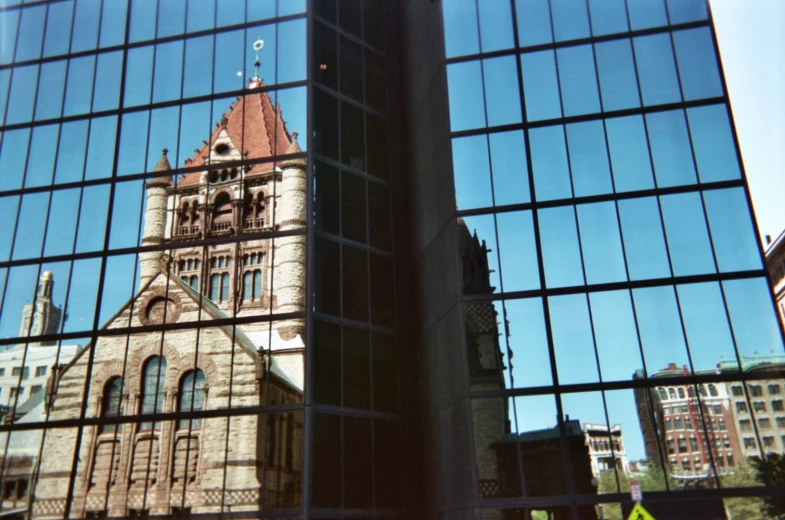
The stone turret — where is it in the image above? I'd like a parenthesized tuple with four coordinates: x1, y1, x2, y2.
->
(139, 149, 172, 288)
(272, 133, 307, 338)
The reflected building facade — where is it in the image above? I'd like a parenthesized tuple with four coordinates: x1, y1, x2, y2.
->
(1, 1, 785, 519)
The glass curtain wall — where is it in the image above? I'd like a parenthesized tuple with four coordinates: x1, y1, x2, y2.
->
(0, 0, 308, 518)
(443, 0, 785, 518)
(309, 0, 403, 517)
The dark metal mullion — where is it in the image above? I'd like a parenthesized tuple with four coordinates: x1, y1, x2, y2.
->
(0, 149, 308, 199)
(0, 79, 308, 134)
(312, 81, 386, 120)
(25, 0, 95, 507)
(301, 0, 315, 513)
(311, 312, 396, 337)
(453, 177, 745, 218)
(0, 225, 307, 271)
(580, 0, 637, 492)
(59, 0, 135, 514)
(173, 0, 201, 508)
(312, 11, 384, 61)
(444, 18, 711, 66)
(0, 11, 308, 72)
(0, 0, 57, 507)
(447, 94, 727, 139)
(312, 151, 389, 188)
(259, 5, 278, 507)
(0, 0, 53, 436)
(312, 229, 392, 259)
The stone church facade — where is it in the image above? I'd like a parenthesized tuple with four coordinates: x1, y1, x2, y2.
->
(33, 81, 306, 518)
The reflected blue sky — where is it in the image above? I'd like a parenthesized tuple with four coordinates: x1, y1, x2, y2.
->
(0, 1, 307, 342)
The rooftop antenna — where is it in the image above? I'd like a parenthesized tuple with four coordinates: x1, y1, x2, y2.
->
(251, 38, 265, 86)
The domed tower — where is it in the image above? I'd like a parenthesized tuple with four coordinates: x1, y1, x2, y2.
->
(139, 149, 173, 288)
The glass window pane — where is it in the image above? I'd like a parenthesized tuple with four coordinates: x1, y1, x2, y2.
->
(627, 0, 668, 31)
(0, 196, 19, 261)
(314, 161, 339, 234)
(341, 101, 365, 169)
(6, 65, 39, 125)
(503, 298, 553, 388)
(618, 197, 671, 281)
(100, 0, 128, 48)
(530, 125, 571, 201)
(577, 202, 627, 285)
(589, 291, 645, 382)
(342, 245, 368, 322)
(516, 0, 553, 47)
(108, 180, 143, 250)
(24, 124, 58, 188)
(453, 136, 492, 210)
(557, 44, 601, 117)
(183, 35, 214, 99)
(84, 116, 117, 180)
(490, 130, 530, 206)
(447, 61, 485, 131)
(15, 5, 45, 62)
(596, 39, 641, 112)
(566, 120, 612, 197)
(551, 0, 591, 42)
(63, 56, 96, 117)
(660, 192, 715, 277)
(442, 0, 479, 58)
(646, 110, 697, 188)
(549, 294, 600, 385)
(632, 286, 691, 375)
(538, 206, 584, 288)
(12, 193, 48, 260)
(341, 171, 367, 243)
(703, 188, 762, 273)
(157, 0, 185, 38)
(43, 2, 73, 57)
(74, 185, 109, 253)
(722, 278, 784, 362)
(54, 120, 88, 184)
(521, 50, 562, 122)
(0, 10, 19, 64)
(0, 129, 31, 191)
(667, 0, 709, 24)
(152, 40, 184, 103)
(35, 60, 67, 120)
(71, 0, 100, 52)
(479, 0, 514, 52)
(588, 0, 628, 36)
(676, 282, 737, 371)
(634, 33, 681, 106)
(124, 46, 153, 107)
(496, 211, 540, 292)
(606, 116, 655, 192)
(92, 51, 123, 112)
(686, 104, 741, 183)
(44, 189, 79, 257)
(459, 214, 501, 295)
(673, 28, 723, 101)
(128, 0, 156, 42)
(484, 56, 522, 127)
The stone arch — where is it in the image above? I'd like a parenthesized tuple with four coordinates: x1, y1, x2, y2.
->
(126, 343, 182, 394)
(175, 351, 221, 390)
(136, 286, 183, 327)
(209, 188, 234, 205)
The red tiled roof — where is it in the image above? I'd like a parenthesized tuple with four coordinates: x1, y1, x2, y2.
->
(178, 86, 292, 187)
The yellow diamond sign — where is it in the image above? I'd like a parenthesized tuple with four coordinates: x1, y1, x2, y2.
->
(627, 502, 655, 520)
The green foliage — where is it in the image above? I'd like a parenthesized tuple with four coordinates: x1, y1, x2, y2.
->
(721, 458, 764, 520)
(749, 453, 785, 518)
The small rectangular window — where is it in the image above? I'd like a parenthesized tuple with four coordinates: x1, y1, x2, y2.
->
(736, 402, 748, 413)
(773, 400, 784, 412)
(31, 385, 42, 395)
(743, 438, 757, 449)
(674, 418, 682, 429)
(35, 366, 46, 377)
(740, 420, 752, 432)
(769, 385, 782, 395)
(677, 438, 687, 453)
(762, 436, 775, 448)
(753, 401, 767, 413)
(759, 418, 772, 430)
(731, 385, 744, 397)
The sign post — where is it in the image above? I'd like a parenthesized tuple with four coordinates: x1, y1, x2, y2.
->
(630, 480, 642, 502)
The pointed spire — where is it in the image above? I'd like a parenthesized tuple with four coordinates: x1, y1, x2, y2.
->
(148, 148, 173, 187)
(281, 130, 306, 168)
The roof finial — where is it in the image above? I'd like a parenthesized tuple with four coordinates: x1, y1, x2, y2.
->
(292, 131, 299, 141)
(251, 38, 264, 87)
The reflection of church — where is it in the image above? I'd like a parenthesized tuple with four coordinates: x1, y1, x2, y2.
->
(33, 75, 306, 518)
(460, 220, 597, 520)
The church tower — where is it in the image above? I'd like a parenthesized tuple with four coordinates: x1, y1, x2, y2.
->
(19, 271, 62, 345)
(139, 149, 173, 288)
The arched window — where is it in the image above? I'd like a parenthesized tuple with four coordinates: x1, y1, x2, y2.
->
(180, 202, 190, 226)
(678, 388, 686, 399)
(698, 385, 706, 397)
(213, 192, 232, 224)
(708, 384, 718, 397)
(101, 377, 124, 433)
(668, 388, 676, 399)
(178, 370, 206, 430)
(189, 276, 199, 291)
(141, 356, 167, 431)
(210, 274, 220, 300)
(251, 253, 257, 265)
(220, 273, 230, 301)
(658, 388, 668, 400)
(253, 271, 262, 299)
(243, 272, 252, 300)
